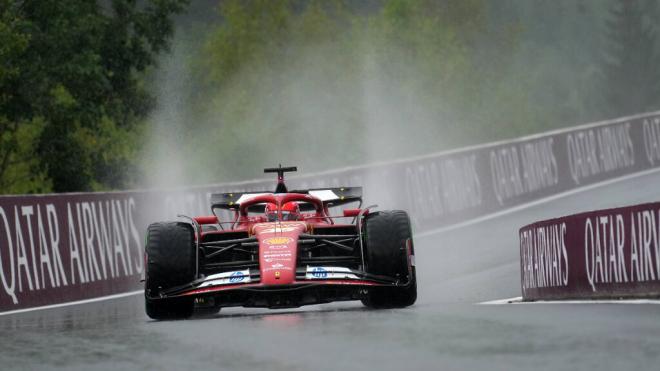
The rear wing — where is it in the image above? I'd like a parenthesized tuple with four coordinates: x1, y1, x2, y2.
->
(209, 187, 362, 211)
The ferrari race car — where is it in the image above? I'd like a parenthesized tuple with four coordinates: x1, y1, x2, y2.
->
(144, 166, 417, 319)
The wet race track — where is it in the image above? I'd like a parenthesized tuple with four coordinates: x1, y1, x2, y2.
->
(2, 171, 660, 370)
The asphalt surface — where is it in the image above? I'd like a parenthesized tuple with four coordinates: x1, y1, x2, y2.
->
(2, 171, 660, 370)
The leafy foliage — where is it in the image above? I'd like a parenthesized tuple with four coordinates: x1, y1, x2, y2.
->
(3, 0, 660, 192)
(0, 0, 186, 193)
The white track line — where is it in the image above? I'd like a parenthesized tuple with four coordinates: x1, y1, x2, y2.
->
(0, 290, 143, 317)
(479, 297, 660, 305)
(418, 166, 660, 237)
(478, 297, 523, 305)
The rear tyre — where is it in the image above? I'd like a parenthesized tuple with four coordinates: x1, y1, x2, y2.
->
(145, 222, 196, 320)
(361, 210, 417, 308)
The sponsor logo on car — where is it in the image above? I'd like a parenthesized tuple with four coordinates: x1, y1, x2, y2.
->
(229, 271, 246, 283)
(264, 237, 293, 245)
(263, 252, 292, 258)
(260, 226, 298, 233)
(264, 258, 289, 263)
(311, 267, 328, 279)
(304, 266, 359, 280)
(200, 269, 251, 287)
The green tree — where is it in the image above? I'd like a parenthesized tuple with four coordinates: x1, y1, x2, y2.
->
(0, 0, 43, 192)
(0, 0, 187, 193)
(173, 0, 500, 182)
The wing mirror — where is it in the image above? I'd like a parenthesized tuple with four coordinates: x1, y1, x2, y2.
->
(194, 216, 219, 225)
(343, 208, 368, 217)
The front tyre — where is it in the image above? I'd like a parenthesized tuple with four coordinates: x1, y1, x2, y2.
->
(361, 210, 417, 308)
(145, 222, 196, 320)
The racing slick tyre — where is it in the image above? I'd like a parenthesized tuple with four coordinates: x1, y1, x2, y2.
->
(361, 210, 417, 308)
(145, 222, 196, 320)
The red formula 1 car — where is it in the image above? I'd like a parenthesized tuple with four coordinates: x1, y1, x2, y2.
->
(144, 166, 417, 319)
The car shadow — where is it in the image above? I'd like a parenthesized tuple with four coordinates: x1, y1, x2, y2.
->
(188, 304, 374, 321)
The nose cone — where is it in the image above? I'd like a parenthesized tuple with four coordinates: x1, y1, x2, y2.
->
(254, 222, 307, 285)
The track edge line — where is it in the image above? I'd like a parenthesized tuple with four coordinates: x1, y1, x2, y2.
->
(0, 290, 143, 316)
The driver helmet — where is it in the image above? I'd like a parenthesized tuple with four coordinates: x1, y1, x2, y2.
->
(281, 202, 300, 221)
(265, 202, 278, 222)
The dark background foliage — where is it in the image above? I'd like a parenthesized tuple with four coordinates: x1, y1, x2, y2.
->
(1, 0, 658, 193)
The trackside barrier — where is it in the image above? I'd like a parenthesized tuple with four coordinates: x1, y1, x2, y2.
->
(520, 202, 660, 300)
(1, 111, 660, 311)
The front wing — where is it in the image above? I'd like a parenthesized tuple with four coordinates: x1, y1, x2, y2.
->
(146, 266, 411, 309)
